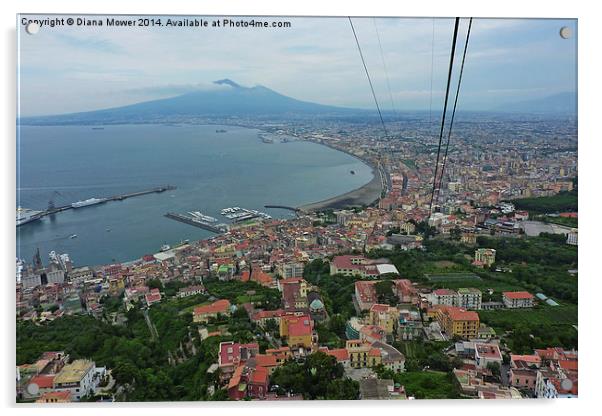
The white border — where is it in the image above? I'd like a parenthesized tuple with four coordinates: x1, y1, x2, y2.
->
(2, 0, 600, 415)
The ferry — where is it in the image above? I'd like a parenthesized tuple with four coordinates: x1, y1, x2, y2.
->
(71, 197, 107, 208)
(16, 207, 44, 227)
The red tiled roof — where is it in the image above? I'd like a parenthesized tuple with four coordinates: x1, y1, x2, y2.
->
(503, 291, 534, 299)
(250, 366, 269, 385)
(255, 354, 278, 367)
(37, 390, 71, 402)
(325, 348, 349, 361)
(194, 299, 231, 316)
(287, 316, 313, 337)
(559, 360, 578, 372)
(29, 374, 55, 389)
(228, 365, 245, 389)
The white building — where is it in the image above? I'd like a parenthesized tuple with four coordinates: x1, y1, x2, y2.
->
(431, 289, 458, 306)
(566, 229, 578, 246)
(52, 360, 99, 401)
(457, 288, 482, 310)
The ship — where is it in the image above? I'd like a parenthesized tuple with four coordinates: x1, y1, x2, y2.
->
(16, 207, 44, 227)
(160, 244, 171, 252)
(91, 127, 105, 130)
(71, 197, 107, 208)
(215, 129, 227, 133)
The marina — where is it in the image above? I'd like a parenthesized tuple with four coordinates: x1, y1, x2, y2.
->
(220, 206, 272, 223)
(164, 212, 229, 234)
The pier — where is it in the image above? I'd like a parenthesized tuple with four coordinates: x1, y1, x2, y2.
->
(164, 212, 228, 234)
(264, 205, 303, 214)
(41, 185, 177, 217)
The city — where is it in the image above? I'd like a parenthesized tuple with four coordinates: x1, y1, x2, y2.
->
(16, 112, 578, 402)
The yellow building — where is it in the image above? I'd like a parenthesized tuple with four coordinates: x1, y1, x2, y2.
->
(345, 340, 382, 368)
(279, 315, 314, 350)
(436, 306, 480, 339)
(369, 304, 398, 335)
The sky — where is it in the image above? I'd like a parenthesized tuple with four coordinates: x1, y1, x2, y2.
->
(17, 15, 577, 116)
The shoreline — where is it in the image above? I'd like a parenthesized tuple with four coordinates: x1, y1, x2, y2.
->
(297, 140, 383, 212)
(17, 124, 384, 267)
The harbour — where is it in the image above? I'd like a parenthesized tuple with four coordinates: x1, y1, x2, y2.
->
(164, 212, 229, 234)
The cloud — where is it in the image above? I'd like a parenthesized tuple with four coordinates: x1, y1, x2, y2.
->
(17, 15, 577, 115)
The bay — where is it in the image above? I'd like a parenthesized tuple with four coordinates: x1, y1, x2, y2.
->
(16, 124, 373, 266)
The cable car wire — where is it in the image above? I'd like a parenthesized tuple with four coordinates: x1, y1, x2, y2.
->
(428, 17, 460, 216)
(435, 18, 473, 207)
(373, 18, 397, 116)
(349, 17, 388, 137)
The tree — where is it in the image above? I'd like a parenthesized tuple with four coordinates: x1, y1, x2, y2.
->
(487, 361, 501, 379)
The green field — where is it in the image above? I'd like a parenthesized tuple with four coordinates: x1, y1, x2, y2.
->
(479, 305, 578, 330)
(425, 272, 481, 282)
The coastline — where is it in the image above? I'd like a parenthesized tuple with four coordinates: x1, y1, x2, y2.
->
(297, 165, 383, 212)
(296, 140, 383, 212)
(17, 124, 383, 267)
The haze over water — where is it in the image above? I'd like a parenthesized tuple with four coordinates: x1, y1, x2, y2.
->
(16, 124, 373, 267)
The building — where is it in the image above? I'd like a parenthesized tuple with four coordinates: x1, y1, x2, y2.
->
(457, 288, 482, 310)
(227, 363, 269, 400)
(502, 292, 534, 309)
(177, 285, 206, 298)
(369, 304, 398, 336)
(277, 262, 304, 279)
(473, 248, 496, 267)
(392, 279, 418, 304)
(52, 359, 97, 401)
(535, 369, 578, 398)
(437, 306, 480, 339)
(330, 255, 396, 278)
(431, 289, 458, 306)
(251, 309, 286, 328)
(144, 288, 162, 307)
(36, 390, 71, 403)
(566, 229, 578, 246)
(372, 341, 405, 373)
(359, 378, 406, 400)
(355, 281, 378, 311)
(346, 340, 382, 369)
(319, 347, 350, 368)
(279, 314, 314, 351)
(218, 341, 259, 381)
(192, 299, 231, 323)
(474, 343, 503, 369)
(280, 278, 308, 310)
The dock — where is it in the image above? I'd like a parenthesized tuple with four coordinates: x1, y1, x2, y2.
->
(42, 185, 177, 217)
(164, 212, 228, 234)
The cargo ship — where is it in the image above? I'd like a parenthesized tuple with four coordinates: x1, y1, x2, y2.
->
(71, 197, 107, 208)
(16, 207, 44, 227)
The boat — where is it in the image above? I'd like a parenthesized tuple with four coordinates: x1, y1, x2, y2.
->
(16, 207, 44, 227)
(91, 127, 105, 130)
(69, 234, 78, 239)
(215, 129, 227, 133)
(160, 244, 171, 252)
(71, 197, 107, 208)
(350, 170, 356, 175)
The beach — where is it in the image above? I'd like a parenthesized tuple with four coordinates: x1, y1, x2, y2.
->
(298, 165, 383, 212)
